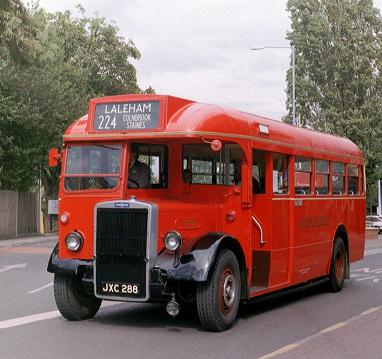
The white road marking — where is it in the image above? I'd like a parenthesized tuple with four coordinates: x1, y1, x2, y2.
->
(0, 263, 27, 273)
(365, 248, 382, 256)
(28, 282, 53, 294)
(0, 311, 60, 329)
(0, 301, 121, 330)
(356, 276, 379, 281)
(257, 306, 382, 359)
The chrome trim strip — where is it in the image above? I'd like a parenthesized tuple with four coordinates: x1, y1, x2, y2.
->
(93, 198, 158, 302)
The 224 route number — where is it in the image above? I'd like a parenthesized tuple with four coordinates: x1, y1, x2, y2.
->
(97, 115, 116, 130)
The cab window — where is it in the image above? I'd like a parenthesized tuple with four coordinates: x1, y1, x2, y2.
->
(64, 144, 121, 191)
(128, 142, 168, 189)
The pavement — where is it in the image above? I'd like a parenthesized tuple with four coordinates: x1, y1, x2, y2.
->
(0, 234, 57, 247)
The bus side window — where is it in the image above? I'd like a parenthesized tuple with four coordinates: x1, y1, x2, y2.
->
(332, 162, 345, 195)
(315, 159, 329, 195)
(272, 153, 289, 194)
(348, 164, 359, 195)
(252, 149, 266, 194)
(360, 165, 365, 194)
(294, 157, 312, 195)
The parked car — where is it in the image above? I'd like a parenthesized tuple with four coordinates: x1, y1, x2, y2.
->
(366, 215, 382, 233)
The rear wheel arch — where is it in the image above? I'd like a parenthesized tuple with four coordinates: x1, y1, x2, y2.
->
(332, 225, 350, 278)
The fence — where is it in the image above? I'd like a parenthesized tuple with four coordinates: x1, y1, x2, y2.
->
(0, 190, 39, 239)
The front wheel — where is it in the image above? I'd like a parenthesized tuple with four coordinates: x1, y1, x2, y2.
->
(327, 237, 348, 293)
(54, 273, 102, 321)
(196, 249, 241, 331)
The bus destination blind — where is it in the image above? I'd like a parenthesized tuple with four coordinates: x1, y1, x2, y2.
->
(93, 101, 160, 131)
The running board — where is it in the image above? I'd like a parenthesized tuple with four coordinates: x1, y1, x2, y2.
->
(247, 277, 329, 304)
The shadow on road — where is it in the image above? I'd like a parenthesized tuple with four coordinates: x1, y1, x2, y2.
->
(90, 283, 329, 331)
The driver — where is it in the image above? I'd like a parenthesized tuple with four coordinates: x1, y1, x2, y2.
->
(128, 143, 150, 188)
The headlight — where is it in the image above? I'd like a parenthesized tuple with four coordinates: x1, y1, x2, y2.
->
(164, 231, 182, 251)
(65, 232, 83, 252)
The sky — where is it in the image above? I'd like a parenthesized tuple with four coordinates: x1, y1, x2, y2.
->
(35, 0, 382, 121)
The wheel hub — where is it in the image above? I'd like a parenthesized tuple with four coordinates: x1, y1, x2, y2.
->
(222, 273, 236, 308)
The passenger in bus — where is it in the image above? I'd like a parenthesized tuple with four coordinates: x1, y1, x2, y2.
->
(128, 144, 150, 188)
(182, 169, 192, 184)
(232, 162, 242, 186)
(253, 177, 261, 193)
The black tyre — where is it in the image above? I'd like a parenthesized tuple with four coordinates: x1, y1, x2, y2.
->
(54, 273, 102, 321)
(196, 249, 241, 331)
(327, 237, 348, 293)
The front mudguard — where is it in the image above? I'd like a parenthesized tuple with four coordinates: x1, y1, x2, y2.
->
(47, 243, 92, 275)
(154, 233, 227, 282)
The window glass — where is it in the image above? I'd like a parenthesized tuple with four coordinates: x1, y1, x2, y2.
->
(294, 157, 311, 195)
(348, 164, 359, 195)
(316, 160, 329, 174)
(333, 162, 345, 175)
(294, 157, 311, 172)
(128, 143, 168, 189)
(272, 153, 288, 194)
(332, 162, 345, 195)
(182, 143, 242, 185)
(253, 149, 267, 194)
(360, 166, 365, 194)
(64, 144, 121, 191)
(315, 159, 329, 194)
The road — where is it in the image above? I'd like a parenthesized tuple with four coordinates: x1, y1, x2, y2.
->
(0, 237, 382, 359)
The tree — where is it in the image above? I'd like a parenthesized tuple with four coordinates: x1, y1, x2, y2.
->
(285, 0, 382, 203)
(0, 0, 34, 62)
(0, 3, 152, 196)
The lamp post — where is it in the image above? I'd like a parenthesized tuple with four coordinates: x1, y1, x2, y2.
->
(250, 45, 296, 126)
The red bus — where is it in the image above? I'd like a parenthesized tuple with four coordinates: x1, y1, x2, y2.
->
(48, 94, 366, 331)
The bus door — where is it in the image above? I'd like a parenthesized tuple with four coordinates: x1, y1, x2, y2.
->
(250, 149, 291, 292)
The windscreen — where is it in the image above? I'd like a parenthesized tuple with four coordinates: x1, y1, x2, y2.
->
(64, 144, 121, 191)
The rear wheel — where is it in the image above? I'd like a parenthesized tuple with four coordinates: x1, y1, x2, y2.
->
(54, 273, 101, 321)
(327, 237, 347, 292)
(196, 249, 241, 331)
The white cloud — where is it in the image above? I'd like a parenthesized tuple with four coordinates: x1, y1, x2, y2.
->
(33, 0, 382, 121)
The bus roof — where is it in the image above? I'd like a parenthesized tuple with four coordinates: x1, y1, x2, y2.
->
(63, 94, 363, 161)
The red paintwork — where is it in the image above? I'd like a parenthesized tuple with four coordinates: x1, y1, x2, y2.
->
(57, 94, 366, 298)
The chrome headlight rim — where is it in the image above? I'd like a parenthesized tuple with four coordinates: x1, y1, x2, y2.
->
(65, 231, 83, 252)
(164, 231, 182, 251)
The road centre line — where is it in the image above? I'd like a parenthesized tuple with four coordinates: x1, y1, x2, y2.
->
(28, 282, 53, 294)
(257, 305, 382, 359)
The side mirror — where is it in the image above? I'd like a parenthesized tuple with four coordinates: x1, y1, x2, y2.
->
(49, 148, 60, 167)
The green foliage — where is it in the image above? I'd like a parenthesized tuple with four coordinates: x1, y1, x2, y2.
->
(285, 0, 382, 203)
(0, 0, 35, 62)
(0, 1, 153, 195)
